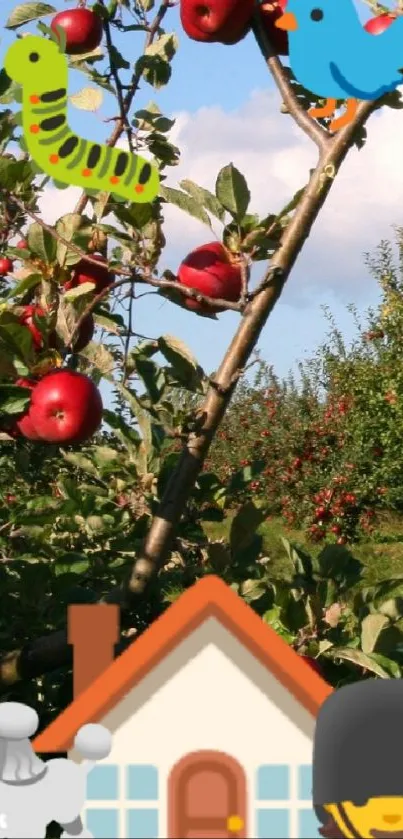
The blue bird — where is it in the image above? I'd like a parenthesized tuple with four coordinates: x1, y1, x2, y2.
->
(275, 0, 403, 131)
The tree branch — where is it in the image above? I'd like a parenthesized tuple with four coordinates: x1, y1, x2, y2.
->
(5, 194, 243, 350)
(128, 98, 376, 593)
(251, 13, 330, 151)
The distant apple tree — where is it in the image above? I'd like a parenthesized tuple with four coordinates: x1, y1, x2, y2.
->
(1, 0, 403, 725)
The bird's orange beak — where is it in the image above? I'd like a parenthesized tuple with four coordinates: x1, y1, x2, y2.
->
(275, 11, 298, 29)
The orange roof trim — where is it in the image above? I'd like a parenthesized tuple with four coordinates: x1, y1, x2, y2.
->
(34, 575, 333, 753)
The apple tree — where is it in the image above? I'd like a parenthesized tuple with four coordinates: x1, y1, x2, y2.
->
(1, 0, 403, 718)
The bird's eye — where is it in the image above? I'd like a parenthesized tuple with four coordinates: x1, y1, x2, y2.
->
(29, 52, 40, 63)
(310, 7, 324, 19)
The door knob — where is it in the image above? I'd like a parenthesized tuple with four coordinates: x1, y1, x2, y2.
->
(227, 815, 244, 833)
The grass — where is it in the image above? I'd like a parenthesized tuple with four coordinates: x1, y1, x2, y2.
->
(204, 510, 403, 588)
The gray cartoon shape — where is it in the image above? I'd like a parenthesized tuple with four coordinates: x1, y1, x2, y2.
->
(0, 703, 112, 839)
(313, 679, 403, 823)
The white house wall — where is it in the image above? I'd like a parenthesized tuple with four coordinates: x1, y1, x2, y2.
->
(69, 617, 316, 838)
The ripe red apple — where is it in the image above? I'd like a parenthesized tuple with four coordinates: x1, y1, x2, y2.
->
(364, 12, 395, 34)
(0, 257, 13, 276)
(19, 305, 47, 350)
(15, 378, 42, 441)
(259, 0, 288, 55)
(22, 369, 103, 444)
(65, 254, 113, 293)
(177, 242, 242, 313)
(180, 0, 255, 44)
(51, 8, 103, 55)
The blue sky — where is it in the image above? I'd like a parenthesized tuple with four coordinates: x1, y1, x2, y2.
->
(0, 0, 398, 390)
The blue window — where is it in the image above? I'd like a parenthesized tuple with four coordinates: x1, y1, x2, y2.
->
(86, 808, 119, 838)
(86, 765, 119, 800)
(126, 765, 158, 800)
(256, 808, 290, 838)
(298, 765, 313, 801)
(257, 765, 290, 800)
(127, 808, 158, 839)
(298, 809, 322, 838)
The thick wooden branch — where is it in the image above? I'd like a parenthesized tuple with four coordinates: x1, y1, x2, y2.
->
(128, 99, 376, 593)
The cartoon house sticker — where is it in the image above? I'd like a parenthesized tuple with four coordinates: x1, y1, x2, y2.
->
(34, 576, 333, 839)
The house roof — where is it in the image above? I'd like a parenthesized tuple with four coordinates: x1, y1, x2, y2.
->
(33, 575, 333, 753)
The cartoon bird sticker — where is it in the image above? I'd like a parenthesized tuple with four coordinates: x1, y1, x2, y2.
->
(313, 679, 403, 838)
(4, 35, 159, 204)
(275, 0, 403, 131)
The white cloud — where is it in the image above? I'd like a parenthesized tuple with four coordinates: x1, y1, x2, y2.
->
(36, 89, 403, 305)
(161, 90, 403, 303)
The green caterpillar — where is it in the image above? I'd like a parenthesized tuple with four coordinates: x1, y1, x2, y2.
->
(4, 35, 159, 204)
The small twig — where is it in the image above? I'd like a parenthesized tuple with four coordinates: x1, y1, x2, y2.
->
(239, 256, 249, 308)
(98, 0, 135, 153)
(74, 0, 171, 216)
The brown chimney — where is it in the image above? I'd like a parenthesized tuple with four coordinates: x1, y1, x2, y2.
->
(68, 604, 120, 698)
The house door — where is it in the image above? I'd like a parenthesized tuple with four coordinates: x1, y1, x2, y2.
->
(168, 750, 247, 839)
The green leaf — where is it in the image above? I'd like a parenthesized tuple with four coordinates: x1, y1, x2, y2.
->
(61, 451, 100, 478)
(361, 614, 390, 654)
(0, 385, 31, 416)
(64, 282, 95, 301)
(137, 0, 155, 10)
(135, 356, 166, 404)
(5, 273, 42, 301)
(215, 163, 250, 221)
(160, 186, 211, 227)
(55, 213, 92, 268)
(136, 33, 178, 89)
(80, 342, 114, 376)
(158, 335, 205, 391)
(6, 2, 56, 28)
(240, 578, 267, 603)
(55, 558, 90, 576)
(327, 647, 396, 678)
(0, 321, 34, 365)
(69, 87, 103, 112)
(27, 222, 56, 263)
(230, 501, 265, 556)
(180, 180, 226, 222)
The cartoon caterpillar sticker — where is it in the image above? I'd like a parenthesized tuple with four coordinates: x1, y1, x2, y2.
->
(4, 35, 159, 204)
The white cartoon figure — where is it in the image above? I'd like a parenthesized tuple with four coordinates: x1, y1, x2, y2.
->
(0, 702, 112, 839)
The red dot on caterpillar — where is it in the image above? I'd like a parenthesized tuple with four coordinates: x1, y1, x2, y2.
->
(110, 176, 119, 185)
(135, 185, 144, 193)
(30, 95, 40, 104)
(30, 125, 40, 134)
(49, 154, 59, 164)
(82, 169, 92, 178)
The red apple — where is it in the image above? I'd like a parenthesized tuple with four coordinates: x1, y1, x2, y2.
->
(177, 242, 242, 313)
(259, 0, 288, 55)
(24, 369, 103, 444)
(15, 378, 41, 441)
(0, 258, 13, 276)
(364, 12, 395, 34)
(19, 305, 47, 350)
(51, 8, 103, 55)
(180, 0, 255, 44)
(65, 254, 113, 293)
